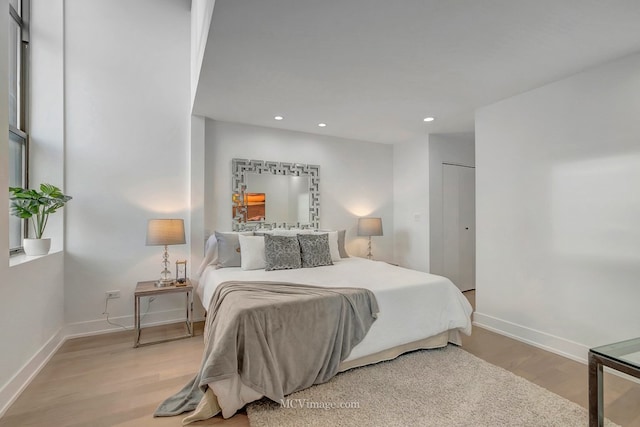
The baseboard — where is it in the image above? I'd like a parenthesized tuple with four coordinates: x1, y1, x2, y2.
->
(64, 308, 205, 339)
(473, 312, 589, 364)
(0, 327, 66, 418)
(473, 312, 640, 385)
(0, 309, 205, 418)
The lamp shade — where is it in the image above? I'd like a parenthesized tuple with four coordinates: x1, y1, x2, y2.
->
(146, 219, 186, 246)
(357, 217, 383, 237)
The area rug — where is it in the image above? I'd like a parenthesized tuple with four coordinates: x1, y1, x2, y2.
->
(247, 345, 618, 427)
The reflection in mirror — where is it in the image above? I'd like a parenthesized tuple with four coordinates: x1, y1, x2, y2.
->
(232, 159, 320, 231)
(246, 174, 310, 224)
(232, 192, 265, 222)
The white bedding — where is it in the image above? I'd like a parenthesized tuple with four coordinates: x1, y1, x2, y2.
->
(191, 257, 473, 420)
(198, 257, 473, 362)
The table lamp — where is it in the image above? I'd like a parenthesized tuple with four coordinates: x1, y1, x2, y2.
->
(146, 219, 186, 287)
(357, 217, 383, 260)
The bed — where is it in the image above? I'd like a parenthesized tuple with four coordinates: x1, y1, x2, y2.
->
(155, 231, 473, 423)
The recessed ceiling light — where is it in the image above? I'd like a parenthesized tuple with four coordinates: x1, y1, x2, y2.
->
(423, 117, 435, 122)
(274, 116, 284, 120)
(318, 123, 327, 127)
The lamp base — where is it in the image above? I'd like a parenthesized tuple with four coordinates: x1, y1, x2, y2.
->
(155, 244, 175, 287)
(155, 278, 175, 287)
(366, 236, 374, 260)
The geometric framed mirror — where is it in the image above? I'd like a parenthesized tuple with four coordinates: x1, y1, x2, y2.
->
(231, 158, 320, 231)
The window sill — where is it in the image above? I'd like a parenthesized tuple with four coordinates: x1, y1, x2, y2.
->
(9, 250, 62, 267)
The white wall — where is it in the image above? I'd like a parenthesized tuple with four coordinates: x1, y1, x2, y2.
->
(393, 137, 429, 271)
(0, 0, 66, 415)
(475, 52, 640, 361)
(30, 0, 66, 251)
(189, 115, 206, 319)
(190, 0, 216, 108)
(64, 0, 192, 334)
(204, 120, 395, 261)
(429, 133, 475, 276)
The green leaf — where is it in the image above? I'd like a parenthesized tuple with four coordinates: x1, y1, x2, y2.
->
(7, 183, 71, 237)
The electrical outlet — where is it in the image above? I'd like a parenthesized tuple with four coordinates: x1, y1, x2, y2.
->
(106, 290, 120, 299)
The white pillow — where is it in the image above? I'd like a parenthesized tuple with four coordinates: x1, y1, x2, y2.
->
(216, 231, 253, 267)
(239, 235, 266, 270)
(197, 233, 218, 277)
(329, 231, 341, 262)
(318, 229, 350, 258)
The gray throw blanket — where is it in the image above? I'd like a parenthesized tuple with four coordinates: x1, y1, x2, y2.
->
(154, 281, 379, 417)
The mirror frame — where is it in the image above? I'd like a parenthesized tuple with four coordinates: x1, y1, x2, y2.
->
(232, 158, 320, 231)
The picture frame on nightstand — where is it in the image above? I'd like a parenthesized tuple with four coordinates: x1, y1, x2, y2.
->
(175, 259, 187, 286)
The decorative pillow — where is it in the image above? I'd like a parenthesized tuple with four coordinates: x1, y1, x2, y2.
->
(196, 233, 219, 277)
(254, 229, 275, 236)
(327, 231, 341, 262)
(215, 231, 253, 267)
(312, 231, 340, 262)
(272, 228, 314, 236)
(298, 234, 333, 268)
(337, 229, 349, 258)
(317, 229, 350, 258)
(239, 235, 266, 270)
(264, 235, 302, 271)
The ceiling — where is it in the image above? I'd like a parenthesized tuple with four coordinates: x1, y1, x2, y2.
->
(193, 0, 640, 144)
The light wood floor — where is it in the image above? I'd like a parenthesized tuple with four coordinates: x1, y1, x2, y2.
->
(1, 291, 638, 426)
(461, 291, 640, 427)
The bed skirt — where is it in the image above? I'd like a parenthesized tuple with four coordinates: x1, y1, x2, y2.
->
(338, 330, 452, 372)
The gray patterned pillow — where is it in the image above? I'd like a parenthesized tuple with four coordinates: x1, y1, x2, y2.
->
(297, 234, 333, 268)
(264, 235, 302, 271)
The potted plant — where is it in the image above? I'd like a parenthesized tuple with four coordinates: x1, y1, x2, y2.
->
(9, 183, 72, 256)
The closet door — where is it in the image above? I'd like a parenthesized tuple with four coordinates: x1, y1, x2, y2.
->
(442, 164, 475, 292)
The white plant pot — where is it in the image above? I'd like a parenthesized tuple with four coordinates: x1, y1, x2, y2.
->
(23, 238, 51, 256)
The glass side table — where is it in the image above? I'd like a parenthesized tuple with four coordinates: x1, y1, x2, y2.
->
(588, 337, 640, 427)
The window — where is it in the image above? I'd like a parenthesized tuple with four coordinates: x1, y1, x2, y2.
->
(8, 0, 29, 254)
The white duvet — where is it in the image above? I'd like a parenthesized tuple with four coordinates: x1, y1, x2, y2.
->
(193, 257, 473, 420)
(198, 257, 472, 362)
